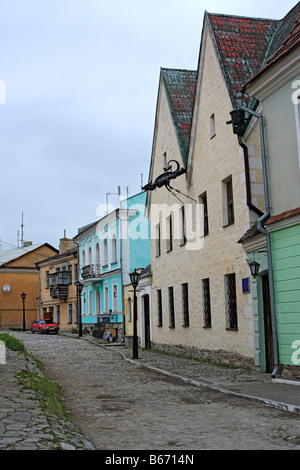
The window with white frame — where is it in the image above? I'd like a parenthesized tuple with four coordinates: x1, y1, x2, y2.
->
(112, 234, 117, 263)
(104, 286, 109, 313)
(103, 239, 108, 266)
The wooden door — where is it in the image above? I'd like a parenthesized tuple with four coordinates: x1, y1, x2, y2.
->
(262, 274, 274, 373)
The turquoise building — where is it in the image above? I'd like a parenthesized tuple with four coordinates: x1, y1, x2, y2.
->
(74, 192, 150, 339)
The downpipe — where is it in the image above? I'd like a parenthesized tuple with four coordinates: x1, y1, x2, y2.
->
(238, 97, 279, 378)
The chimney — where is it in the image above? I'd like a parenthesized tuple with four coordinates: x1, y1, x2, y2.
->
(59, 230, 76, 254)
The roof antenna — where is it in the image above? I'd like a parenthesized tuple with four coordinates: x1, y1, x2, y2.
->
(21, 212, 24, 247)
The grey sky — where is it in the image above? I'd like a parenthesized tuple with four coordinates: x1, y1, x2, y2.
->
(0, 0, 297, 250)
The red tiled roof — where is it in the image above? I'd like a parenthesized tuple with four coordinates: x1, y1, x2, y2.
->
(207, 12, 277, 108)
(244, 2, 300, 90)
(161, 68, 197, 165)
(266, 207, 300, 225)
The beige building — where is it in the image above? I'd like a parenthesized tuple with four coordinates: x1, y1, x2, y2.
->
(144, 11, 276, 366)
(36, 234, 78, 332)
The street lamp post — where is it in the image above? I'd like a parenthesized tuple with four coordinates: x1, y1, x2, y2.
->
(20, 292, 26, 332)
(129, 269, 141, 359)
(75, 281, 83, 337)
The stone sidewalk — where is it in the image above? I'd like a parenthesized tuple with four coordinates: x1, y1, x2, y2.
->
(118, 346, 300, 415)
(0, 347, 95, 450)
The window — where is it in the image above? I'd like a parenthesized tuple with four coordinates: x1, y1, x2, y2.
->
(222, 176, 234, 226)
(56, 305, 60, 324)
(113, 284, 118, 312)
(96, 290, 100, 314)
(74, 303, 78, 323)
(200, 192, 209, 236)
(157, 290, 162, 327)
(68, 265, 72, 284)
(210, 113, 216, 139)
(83, 292, 86, 316)
(128, 298, 132, 322)
(104, 286, 109, 313)
(45, 271, 49, 288)
(89, 290, 93, 315)
(225, 274, 238, 330)
(96, 243, 100, 266)
(166, 214, 173, 252)
(112, 235, 117, 263)
(155, 223, 161, 257)
(68, 304, 72, 323)
(163, 152, 167, 169)
(82, 250, 86, 267)
(88, 246, 92, 265)
(182, 283, 189, 327)
(180, 206, 186, 245)
(168, 287, 175, 328)
(74, 264, 78, 281)
(202, 278, 211, 328)
(103, 239, 108, 266)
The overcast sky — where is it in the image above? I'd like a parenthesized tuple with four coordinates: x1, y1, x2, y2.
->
(0, 0, 297, 250)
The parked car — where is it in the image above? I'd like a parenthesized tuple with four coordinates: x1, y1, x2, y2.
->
(30, 320, 60, 334)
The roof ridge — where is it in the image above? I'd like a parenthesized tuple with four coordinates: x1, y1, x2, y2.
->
(161, 67, 197, 73)
(207, 11, 278, 22)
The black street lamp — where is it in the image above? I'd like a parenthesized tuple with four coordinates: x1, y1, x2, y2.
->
(74, 281, 83, 337)
(129, 269, 141, 359)
(247, 259, 261, 279)
(20, 292, 26, 332)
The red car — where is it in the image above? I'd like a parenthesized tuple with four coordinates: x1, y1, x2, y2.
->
(30, 319, 60, 334)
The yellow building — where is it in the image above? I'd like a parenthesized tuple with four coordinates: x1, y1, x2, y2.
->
(36, 235, 78, 332)
(0, 243, 58, 330)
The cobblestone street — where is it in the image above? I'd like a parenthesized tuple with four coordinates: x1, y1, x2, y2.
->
(1, 332, 300, 451)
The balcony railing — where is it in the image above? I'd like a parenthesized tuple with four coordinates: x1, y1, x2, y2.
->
(49, 271, 69, 299)
(50, 285, 68, 299)
(81, 264, 101, 280)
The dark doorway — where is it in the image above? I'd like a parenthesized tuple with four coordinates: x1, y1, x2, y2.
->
(143, 295, 151, 349)
(262, 274, 274, 373)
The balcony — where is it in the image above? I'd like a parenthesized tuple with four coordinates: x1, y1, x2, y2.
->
(49, 271, 69, 299)
(50, 285, 68, 299)
(81, 264, 101, 280)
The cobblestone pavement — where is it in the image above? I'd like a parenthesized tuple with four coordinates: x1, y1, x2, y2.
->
(1, 332, 300, 451)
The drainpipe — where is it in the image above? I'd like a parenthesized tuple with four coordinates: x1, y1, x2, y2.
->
(237, 94, 279, 378)
(237, 135, 263, 217)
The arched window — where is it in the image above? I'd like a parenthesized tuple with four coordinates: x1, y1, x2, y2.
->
(82, 250, 86, 267)
(104, 238, 108, 266)
(112, 234, 117, 263)
(96, 243, 100, 265)
(88, 246, 92, 265)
